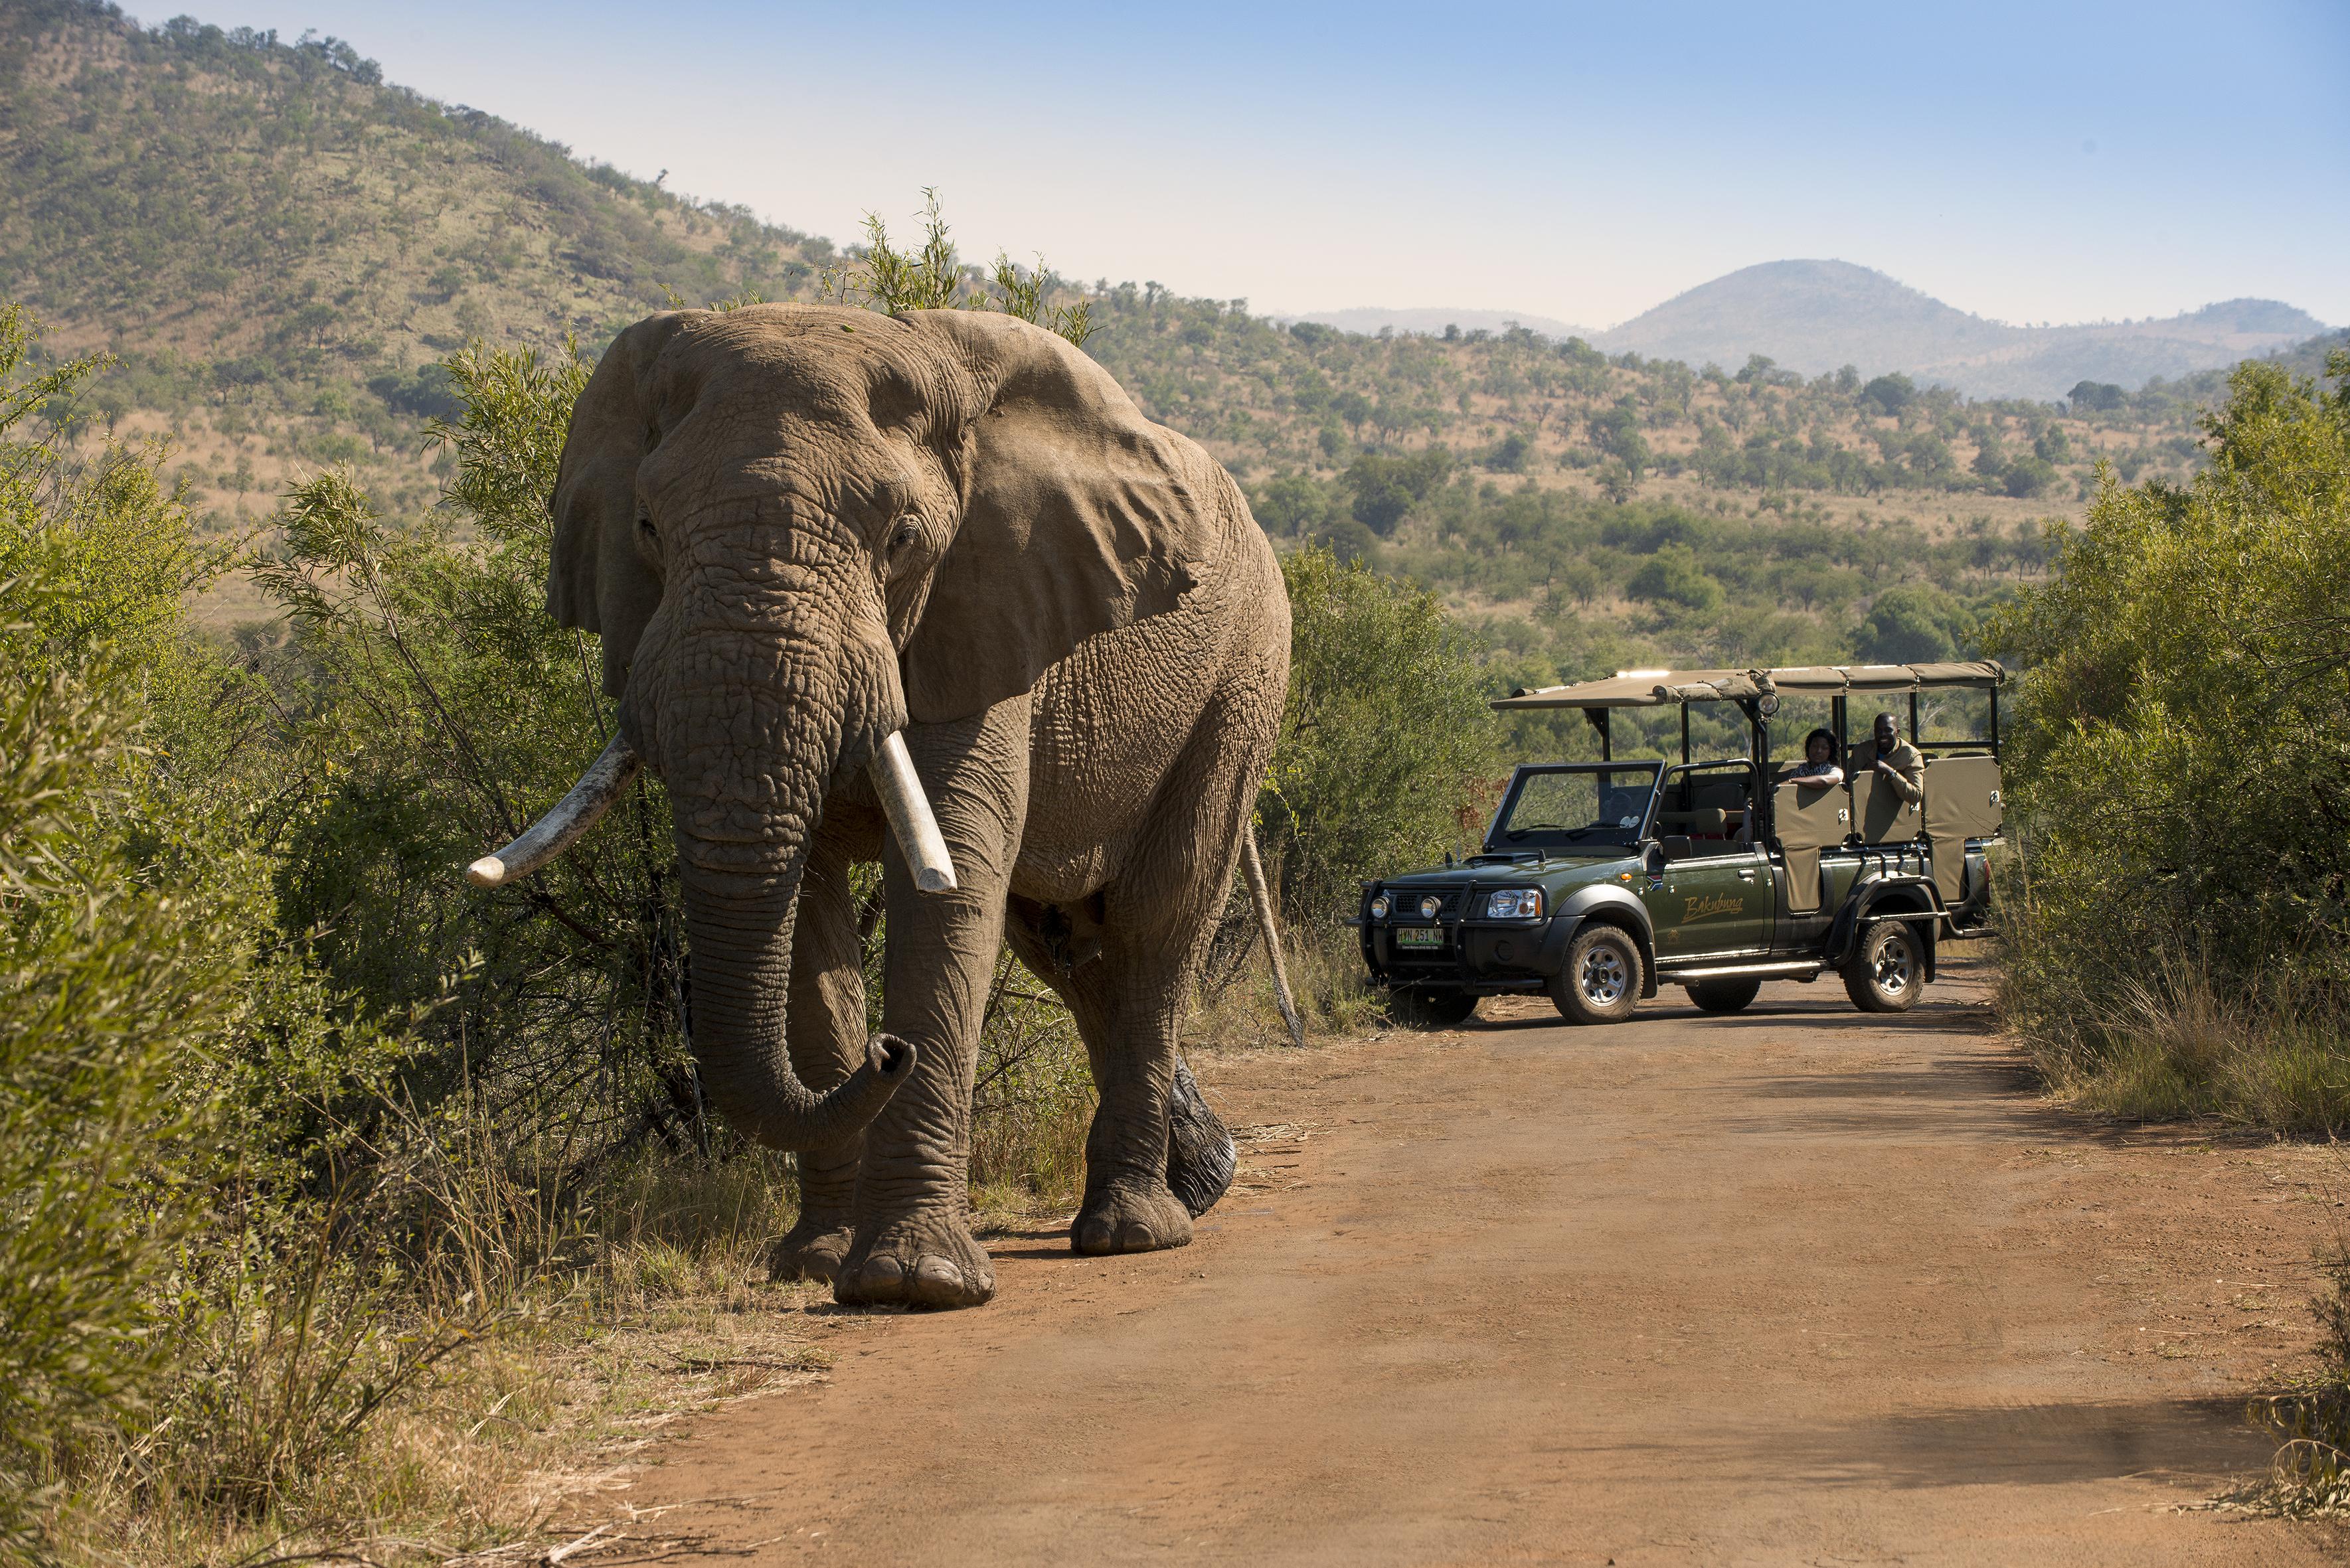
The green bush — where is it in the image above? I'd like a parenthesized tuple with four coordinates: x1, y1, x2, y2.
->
(1259, 548, 1503, 927)
(1987, 353, 2350, 1126)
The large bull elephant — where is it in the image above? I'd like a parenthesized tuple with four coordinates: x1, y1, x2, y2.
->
(468, 304, 1290, 1310)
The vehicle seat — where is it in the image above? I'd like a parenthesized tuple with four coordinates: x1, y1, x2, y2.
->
(1923, 754, 2003, 900)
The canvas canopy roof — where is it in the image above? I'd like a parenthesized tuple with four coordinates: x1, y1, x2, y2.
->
(1491, 661, 2005, 711)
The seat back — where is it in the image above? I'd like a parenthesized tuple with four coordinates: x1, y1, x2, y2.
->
(1852, 771, 1922, 844)
(1923, 755, 2003, 900)
(1771, 779, 1849, 913)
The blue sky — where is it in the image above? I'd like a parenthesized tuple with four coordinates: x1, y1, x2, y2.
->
(195, 1, 2347, 328)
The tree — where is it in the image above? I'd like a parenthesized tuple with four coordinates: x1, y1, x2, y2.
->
(1333, 390, 1374, 442)
(1486, 430, 1533, 473)
(2067, 380, 2126, 412)
(1586, 398, 1651, 478)
(1624, 544, 1723, 614)
(2001, 454, 2058, 498)
(1854, 580, 1971, 663)
(1258, 549, 1501, 925)
(1985, 353, 2350, 1124)
(1859, 372, 1916, 418)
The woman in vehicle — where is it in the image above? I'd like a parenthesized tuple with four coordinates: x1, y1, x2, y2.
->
(1790, 727, 1845, 787)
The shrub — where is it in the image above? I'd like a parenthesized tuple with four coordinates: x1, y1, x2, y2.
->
(1987, 353, 2350, 1128)
(1854, 580, 1972, 663)
(1624, 543, 1723, 614)
(1259, 548, 1502, 927)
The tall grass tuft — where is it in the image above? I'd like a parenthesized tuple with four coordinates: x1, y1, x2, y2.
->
(2003, 932, 2350, 1131)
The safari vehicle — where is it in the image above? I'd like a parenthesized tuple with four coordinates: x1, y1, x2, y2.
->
(1356, 662, 2006, 1026)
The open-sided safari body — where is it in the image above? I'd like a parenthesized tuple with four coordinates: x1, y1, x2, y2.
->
(1359, 663, 2006, 1024)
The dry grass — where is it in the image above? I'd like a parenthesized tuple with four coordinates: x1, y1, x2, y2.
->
(2012, 949, 2350, 1135)
(1189, 923, 1382, 1054)
(38, 1126, 821, 1568)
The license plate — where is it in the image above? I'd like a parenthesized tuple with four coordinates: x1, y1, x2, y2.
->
(1393, 926, 1443, 949)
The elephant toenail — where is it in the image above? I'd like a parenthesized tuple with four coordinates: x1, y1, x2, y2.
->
(1118, 1220, 1154, 1251)
(913, 1257, 964, 1295)
(859, 1255, 905, 1293)
(1075, 1217, 1113, 1253)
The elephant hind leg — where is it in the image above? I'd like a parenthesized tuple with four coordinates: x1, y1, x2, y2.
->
(1025, 668, 1279, 1255)
(1166, 1058, 1236, 1218)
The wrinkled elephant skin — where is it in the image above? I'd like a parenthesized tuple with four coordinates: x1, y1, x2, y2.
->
(540, 306, 1289, 1308)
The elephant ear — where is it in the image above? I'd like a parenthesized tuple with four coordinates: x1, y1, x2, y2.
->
(895, 310, 1217, 724)
(548, 312, 690, 698)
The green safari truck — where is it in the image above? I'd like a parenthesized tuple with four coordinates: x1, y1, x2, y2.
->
(1356, 662, 2005, 1026)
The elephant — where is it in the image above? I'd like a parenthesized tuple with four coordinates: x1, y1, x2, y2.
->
(467, 303, 1290, 1310)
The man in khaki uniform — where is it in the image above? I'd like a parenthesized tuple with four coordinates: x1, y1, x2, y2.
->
(1863, 711, 1925, 803)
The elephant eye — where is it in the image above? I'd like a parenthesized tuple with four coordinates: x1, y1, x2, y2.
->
(637, 508, 657, 541)
(888, 518, 921, 555)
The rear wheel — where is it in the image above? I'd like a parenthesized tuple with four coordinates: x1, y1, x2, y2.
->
(1687, 976, 1763, 1014)
(1844, 920, 1923, 1012)
(1386, 987, 1477, 1028)
(1549, 925, 1642, 1026)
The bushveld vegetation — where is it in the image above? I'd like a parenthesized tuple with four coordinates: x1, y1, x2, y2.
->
(0, 262, 1501, 1555)
(9, 0, 2350, 1550)
(1989, 351, 2350, 1131)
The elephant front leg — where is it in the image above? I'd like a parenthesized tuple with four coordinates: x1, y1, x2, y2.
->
(837, 705, 1028, 1310)
(768, 815, 882, 1285)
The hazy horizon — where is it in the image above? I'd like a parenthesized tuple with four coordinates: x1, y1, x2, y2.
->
(116, 0, 2350, 329)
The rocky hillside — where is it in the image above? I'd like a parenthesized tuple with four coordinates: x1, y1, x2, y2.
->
(0, 0, 835, 528)
(10, 0, 2343, 680)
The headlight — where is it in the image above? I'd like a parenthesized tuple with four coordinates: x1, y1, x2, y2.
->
(1485, 888, 1544, 919)
(1418, 895, 1442, 919)
(1368, 893, 1390, 919)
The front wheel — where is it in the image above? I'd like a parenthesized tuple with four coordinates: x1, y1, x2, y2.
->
(1386, 986, 1477, 1028)
(1844, 920, 1923, 1012)
(1549, 925, 1642, 1026)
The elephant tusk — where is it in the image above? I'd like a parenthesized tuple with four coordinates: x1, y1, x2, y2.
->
(869, 732, 959, 894)
(465, 732, 642, 888)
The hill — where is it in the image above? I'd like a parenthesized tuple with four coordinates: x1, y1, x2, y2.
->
(1590, 260, 2327, 400)
(0, 0, 838, 528)
(8, 0, 2339, 692)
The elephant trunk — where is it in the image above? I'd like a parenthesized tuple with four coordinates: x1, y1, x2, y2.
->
(675, 853, 913, 1150)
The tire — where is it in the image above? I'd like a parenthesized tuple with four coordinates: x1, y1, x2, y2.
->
(1549, 925, 1643, 1026)
(1844, 919, 1924, 1012)
(1386, 986, 1477, 1028)
(1687, 976, 1763, 1014)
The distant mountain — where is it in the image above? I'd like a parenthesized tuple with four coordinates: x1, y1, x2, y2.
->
(1288, 307, 1594, 341)
(1590, 260, 2329, 400)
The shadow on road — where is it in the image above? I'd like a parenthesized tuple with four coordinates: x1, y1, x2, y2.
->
(1768, 1397, 2270, 1490)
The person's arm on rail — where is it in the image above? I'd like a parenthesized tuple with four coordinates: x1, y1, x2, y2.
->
(1872, 749, 1924, 804)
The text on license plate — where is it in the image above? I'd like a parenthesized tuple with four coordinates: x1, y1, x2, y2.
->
(1393, 926, 1444, 948)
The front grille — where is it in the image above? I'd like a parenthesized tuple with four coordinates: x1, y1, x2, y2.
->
(1386, 885, 1466, 920)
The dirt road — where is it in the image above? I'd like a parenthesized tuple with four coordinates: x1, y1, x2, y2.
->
(620, 958, 2343, 1564)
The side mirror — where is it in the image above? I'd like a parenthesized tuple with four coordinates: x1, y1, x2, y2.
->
(1643, 842, 1665, 874)
(1661, 834, 1695, 864)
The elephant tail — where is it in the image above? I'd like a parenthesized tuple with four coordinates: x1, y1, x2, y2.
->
(1166, 1056, 1236, 1218)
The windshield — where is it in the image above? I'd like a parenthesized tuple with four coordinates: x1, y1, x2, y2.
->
(1485, 764, 1661, 852)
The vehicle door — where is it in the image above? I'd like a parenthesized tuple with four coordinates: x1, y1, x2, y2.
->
(1641, 763, 1774, 959)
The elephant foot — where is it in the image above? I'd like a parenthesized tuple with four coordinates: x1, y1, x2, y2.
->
(835, 1212, 995, 1310)
(1166, 1058, 1236, 1218)
(768, 1215, 855, 1284)
(1072, 1182, 1194, 1255)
